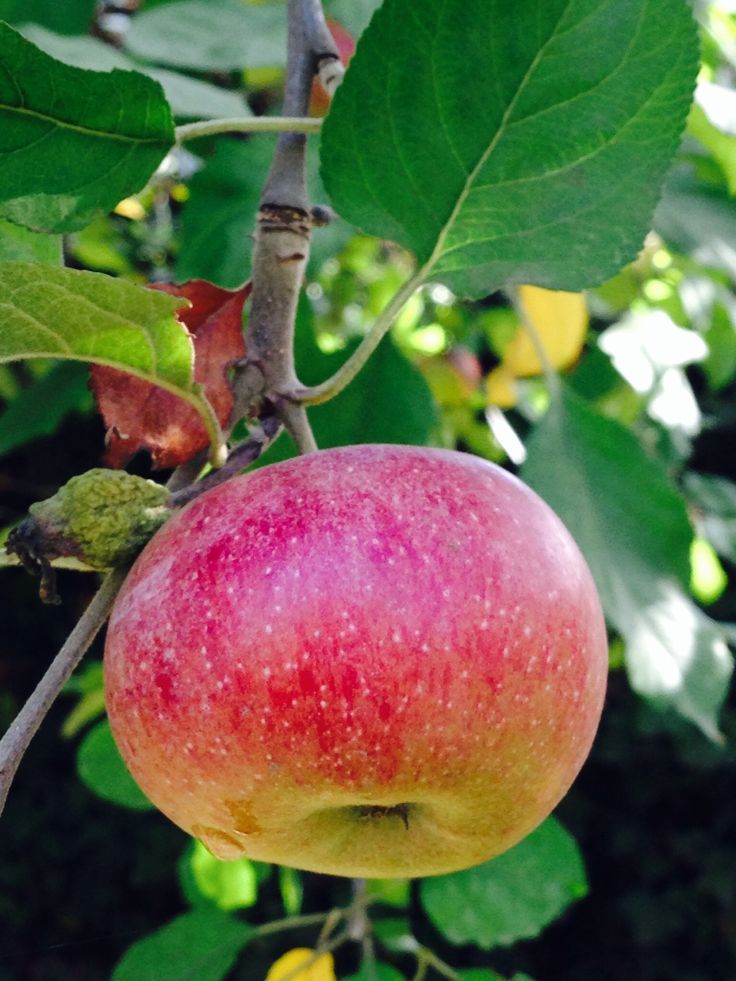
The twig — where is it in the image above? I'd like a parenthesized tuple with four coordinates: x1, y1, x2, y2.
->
(168, 415, 284, 507)
(292, 270, 425, 405)
(175, 116, 322, 144)
(412, 948, 462, 981)
(0, 568, 127, 817)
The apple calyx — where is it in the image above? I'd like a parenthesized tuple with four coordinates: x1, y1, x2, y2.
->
(7, 468, 170, 603)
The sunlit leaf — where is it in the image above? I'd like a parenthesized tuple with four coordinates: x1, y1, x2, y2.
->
(522, 388, 734, 738)
(322, 0, 699, 297)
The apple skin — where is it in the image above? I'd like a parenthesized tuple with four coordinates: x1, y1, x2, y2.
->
(104, 445, 607, 878)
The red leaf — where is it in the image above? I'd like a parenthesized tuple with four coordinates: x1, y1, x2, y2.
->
(91, 280, 250, 469)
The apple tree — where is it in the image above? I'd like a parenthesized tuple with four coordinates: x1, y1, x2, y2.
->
(1, 0, 735, 979)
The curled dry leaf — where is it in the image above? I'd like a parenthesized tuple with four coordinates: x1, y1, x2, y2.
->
(91, 280, 250, 469)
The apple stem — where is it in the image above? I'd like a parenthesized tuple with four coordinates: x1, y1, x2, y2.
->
(0, 567, 127, 818)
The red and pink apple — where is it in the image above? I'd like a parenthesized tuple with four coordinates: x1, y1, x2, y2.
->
(104, 444, 607, 878)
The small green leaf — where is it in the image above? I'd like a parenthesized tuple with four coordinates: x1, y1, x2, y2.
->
(0, 219, 61, 265)
(0, 23, 174, 232)
(112, 908, 252, 981)
(278, 865, 303, 915)
(0, 361, 92, 457)
(322, 0, 699, 297)
(522, 387, 734, 739)
(420, 818, 587, 949)
(77, 719, 153, 810)
(125, 0, 286, 71)
(182, 840, 259, 912)
(365, 879, 410, 909)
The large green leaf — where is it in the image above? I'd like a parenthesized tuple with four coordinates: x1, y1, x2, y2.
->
(124, 0, 286, 71)
(20, 25, 251, 121)
(321, 0, 699, 297)
(0, 23, 174, 232)
(420, 818, 587, 949)
(0, 261, 206, 402)
(522, 387, 734, 739)
(112, 909, 252, 981)
(0, 219, 61, 265)
(77, 720, 153, 810)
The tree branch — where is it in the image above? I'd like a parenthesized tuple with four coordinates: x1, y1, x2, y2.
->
(231, 0, 328, 452)
(301, 0, 345, 97)
(0, 567, 127, 817)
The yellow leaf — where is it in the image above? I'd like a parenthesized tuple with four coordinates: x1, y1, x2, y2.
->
(265, 948, 336, 981)
(503, 285, 588, 377)
(485, 363, 519, 408)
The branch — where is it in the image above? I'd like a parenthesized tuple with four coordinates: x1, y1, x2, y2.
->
(292, 271, 425, 405)
(168, 415, 284, 507)
(231, 0, 326, 451)
(0, 567, 127, 817)
(175, 116, 322, 144)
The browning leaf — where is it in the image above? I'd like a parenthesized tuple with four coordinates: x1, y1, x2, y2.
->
(91, 280, 249, 469)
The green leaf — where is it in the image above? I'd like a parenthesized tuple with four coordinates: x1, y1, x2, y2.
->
(112, 908, 252, 981)
(125, 0, 286, 71)
(457, 972, 505, 981)
(77, 719, 153, 810)
(420, 818, 587, 949)
(0, 0, 96, 34)
(20, 25, 252, 121)
(365, 879, 411, 909)
(0, 219, 61, 265)
(0, 23, 174, 232)
(0, 361, 92, 457)
(278, 865, 303, 916)
(521, 387, 734, 739)
(0, 262, 210, 416)
(655, 164, 736, 279)
(321, 0, 699, 298)
(180, 840, 259, 912)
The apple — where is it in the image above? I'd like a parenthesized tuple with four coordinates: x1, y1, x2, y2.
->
(104, 444, 607, 878)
